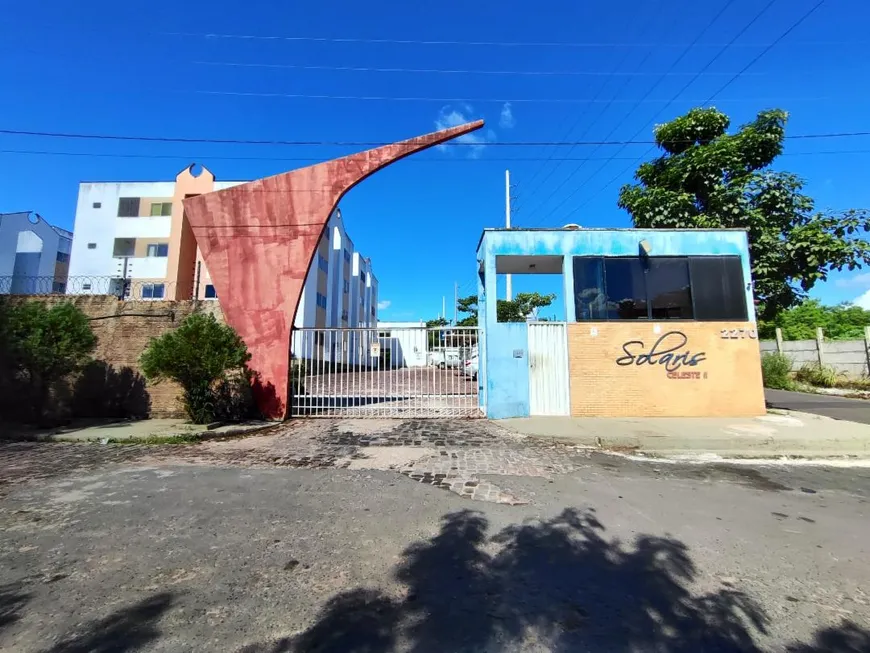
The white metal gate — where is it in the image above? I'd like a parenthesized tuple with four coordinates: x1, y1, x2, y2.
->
(528, 322, 570, 416)
(290, 326, 481, 418)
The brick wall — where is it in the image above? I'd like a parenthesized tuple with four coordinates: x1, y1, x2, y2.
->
(567, 322, 765, 417)
(9, 296, 223, 417)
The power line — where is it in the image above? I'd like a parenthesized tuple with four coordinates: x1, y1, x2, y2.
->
(515, 0, 663, 217)
(568, 0, 827, 218)
(701, 0, 825, 105)
(525, 0, 742, 226)
(194, 60, 764, 77)
(1, 146, 863, 163)
(194, 89, 836, 103)
(2, 128, 868, 148)
(163, 31, 864, 48)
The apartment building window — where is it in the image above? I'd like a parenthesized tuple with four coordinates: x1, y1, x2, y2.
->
(360, 271, 367, 284)
(341, 309, 348, 322)
(149, 202, 172, 217)
(56, 252, 70, 263)
(92, 202, 102, 209)
(117, 197, 140, 217)
(343, 280, 349, 293)
(344, 249, 351, 263)
(318, 255, 329, 273)
(87, 243, 97, 249)
(52, 282, 66, 293)
(204, 284, 217, 299)
(82, 283, 92, 290)
(371, 306, 376, 318)
(141, 283, 165, 299)
(146, 243, 169, 257)
(316, 292, 327, 309)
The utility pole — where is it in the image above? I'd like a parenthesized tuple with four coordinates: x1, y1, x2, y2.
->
(505, 169, 512, 301)
(442, 296, 446, 323)
(454, 282, 458, 324)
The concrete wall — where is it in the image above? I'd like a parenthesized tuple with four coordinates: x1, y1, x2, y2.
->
(7, 295, 223, 417)
(569, 322, 765, 417)
(760, 338, 870, 378)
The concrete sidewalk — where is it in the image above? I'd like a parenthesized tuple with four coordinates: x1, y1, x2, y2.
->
(2, 418, 275, 443)
(499, 411, 870, 458)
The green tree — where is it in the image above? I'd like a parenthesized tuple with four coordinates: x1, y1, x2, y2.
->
(455, 292, 556, 324)
(758, 299, 870, 340)
(0, 300, 97, 422)
(140, 313, 253, 423)
(618, 107, 870, 321)
(425, 318, 449, 348)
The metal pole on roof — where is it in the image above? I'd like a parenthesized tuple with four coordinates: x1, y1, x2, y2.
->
(505, 169, 512, 301)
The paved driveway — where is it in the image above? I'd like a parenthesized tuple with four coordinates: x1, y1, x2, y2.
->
(765, 388, 870, 424)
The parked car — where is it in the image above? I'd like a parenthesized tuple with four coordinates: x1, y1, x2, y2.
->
(462, 354, 478, 380)
(430, 349, 462, 369)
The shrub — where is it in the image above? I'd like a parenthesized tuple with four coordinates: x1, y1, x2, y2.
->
(760, 352, 794, 390)
(0, 299, 96, 422)
(794, 363, 842, 388)
(139, 313, 254, 423)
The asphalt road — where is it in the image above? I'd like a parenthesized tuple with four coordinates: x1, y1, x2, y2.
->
(766, 388, 870, 424)
(2, 436, 870, 652)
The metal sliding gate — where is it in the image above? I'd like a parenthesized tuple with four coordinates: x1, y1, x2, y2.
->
(290, 326, 481, 418)
(528, 322, 570, 416)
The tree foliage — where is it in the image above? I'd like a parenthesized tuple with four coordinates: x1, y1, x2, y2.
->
(140, 313, 253, 423)
(455, 292, 556, 325)
(758, 299, 870, 341)
(0, 300, 97, 422)
(618, 107, 870, 320)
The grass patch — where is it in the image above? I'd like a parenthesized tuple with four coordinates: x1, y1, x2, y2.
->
(761, 352, 794, 390)
(106, 433, 203, 445)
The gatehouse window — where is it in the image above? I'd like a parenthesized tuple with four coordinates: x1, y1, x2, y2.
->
(573, 255, 745, 322)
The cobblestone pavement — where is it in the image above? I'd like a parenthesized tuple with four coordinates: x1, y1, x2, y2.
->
(153, 419, 587, 504)
(1, 420, 586, 505)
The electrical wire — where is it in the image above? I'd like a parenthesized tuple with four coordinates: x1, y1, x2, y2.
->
(3, 128, 867, 147)
(524, 0, 742, 226)
(194, 60, 763, 77)
(567, 0, 827, 218)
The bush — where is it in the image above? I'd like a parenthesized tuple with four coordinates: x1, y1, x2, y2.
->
(794, 363, 842, 388)
(0, 299, 96, 423)
(139, 313, 255, 423)
(761, 352, 794, 390)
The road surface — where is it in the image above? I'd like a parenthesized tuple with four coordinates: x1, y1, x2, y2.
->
(766, 388, 870, 424)
(1, 419, 869, 652)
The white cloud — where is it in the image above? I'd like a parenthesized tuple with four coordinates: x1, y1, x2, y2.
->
(434, 105, 495, 158)
(499, 102, 515, 129)
(853, 290, 870, 309)
(836, 272, 870, 288)
(377, 300, 391, 310)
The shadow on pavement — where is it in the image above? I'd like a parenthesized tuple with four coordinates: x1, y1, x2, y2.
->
(240, 508, 803, 652)
(39, 592, 175, 653)
(0, 580, 30, 635)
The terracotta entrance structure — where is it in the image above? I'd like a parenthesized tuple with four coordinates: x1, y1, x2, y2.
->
(183, 120, 484, 419)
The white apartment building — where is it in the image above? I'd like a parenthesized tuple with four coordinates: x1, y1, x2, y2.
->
(0, 211, 72, 295)
(67, 164, 379, 335)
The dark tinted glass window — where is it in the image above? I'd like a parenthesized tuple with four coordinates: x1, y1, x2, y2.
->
(573, 257, 607, 320)
(648, 258, 693, 319)
(604, 258, 647, 320)
(689, 256, 747, 320)
(117, 197, 140, 217)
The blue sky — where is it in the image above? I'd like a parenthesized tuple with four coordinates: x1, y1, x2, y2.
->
(2, 0, 870, 321)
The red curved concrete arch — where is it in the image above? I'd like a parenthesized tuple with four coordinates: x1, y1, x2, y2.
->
(183, 120, 484, 419)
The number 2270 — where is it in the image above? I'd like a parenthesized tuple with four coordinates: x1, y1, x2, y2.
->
(721, 328, 757, 339)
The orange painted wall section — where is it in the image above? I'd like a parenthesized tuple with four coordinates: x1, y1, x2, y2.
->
(183, 121, 484, 419)
(567, 322, 766, 417)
